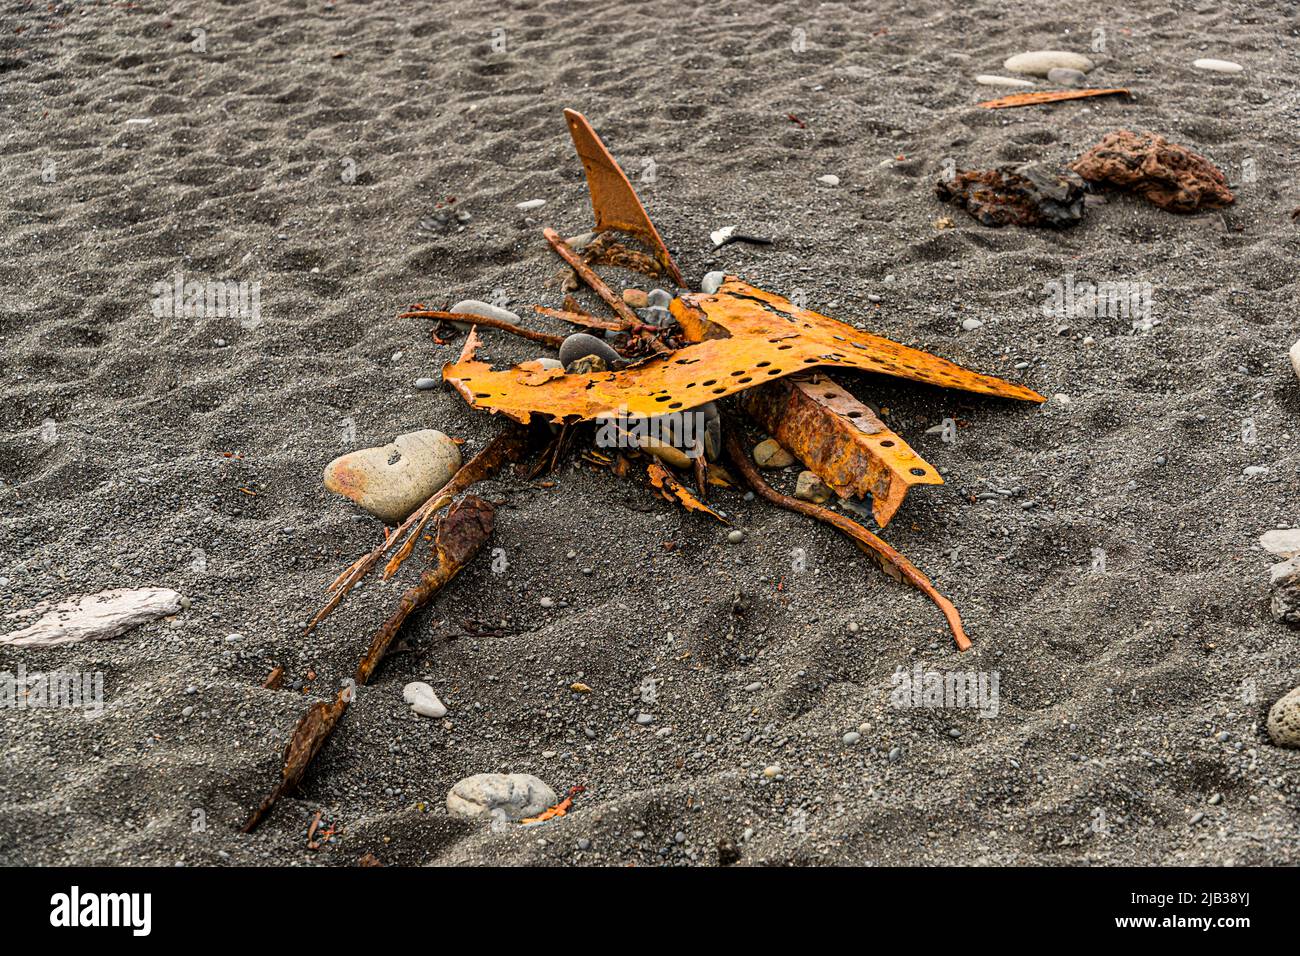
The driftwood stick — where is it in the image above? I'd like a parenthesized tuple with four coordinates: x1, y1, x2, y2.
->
(724, 430, 970, 651)
(542, 228, 640, 327)
(399, 310, 565, 348)
(355, 496, 496, 685)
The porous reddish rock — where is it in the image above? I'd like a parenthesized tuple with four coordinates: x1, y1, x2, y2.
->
(1071, 129, 1234, 212)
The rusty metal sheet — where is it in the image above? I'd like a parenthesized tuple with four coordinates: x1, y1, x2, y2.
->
(442, 277, 1042, 424)
(563, 108, 685, 287)
(741, 374, 941, 527)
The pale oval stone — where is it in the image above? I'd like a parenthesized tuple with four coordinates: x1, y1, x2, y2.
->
(753, 438, 795, 468)
(515, 198, 547, 211)
(975, 74, 1035, 89)
(446, 773, 557, 822)
(1267, 686, 1300, 748)
(1003, 51, 1094, 77)
(701, 271, 726, 294)
(403, 681, 447, 718)
(447, 299, 520, 333)
(323, 429, 461, 525)
(1193, 58, 1243, 74)
(1289, 340, 1300, 381)
(1261, 529, 1300, 558)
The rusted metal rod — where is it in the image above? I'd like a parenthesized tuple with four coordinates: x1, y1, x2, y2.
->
(724, 429, 970, 651)
(542, 228, 641, 328)
(400, 309, 565, 348)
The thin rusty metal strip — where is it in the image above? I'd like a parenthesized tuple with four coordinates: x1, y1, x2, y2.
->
(977, 88, 1130, 109)
(441, 277, 1042, 425)
(646, 460, 728, 523)
(563, 108, 686, 287)
(740, 374, 941, 527)
(724, 429, 970, 651)
(543, 227, 641, 327)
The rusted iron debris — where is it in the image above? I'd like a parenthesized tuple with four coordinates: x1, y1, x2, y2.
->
(321, 107, 1044, 654)
(242, 109, 1045, 831)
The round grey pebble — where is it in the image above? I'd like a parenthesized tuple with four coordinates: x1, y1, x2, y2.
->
(727, 530, 745, 543)
(842, 731, 862, 745)
(414, 377, 437, 390)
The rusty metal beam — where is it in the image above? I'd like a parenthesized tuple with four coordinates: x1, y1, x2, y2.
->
(741, 374, 941, 527)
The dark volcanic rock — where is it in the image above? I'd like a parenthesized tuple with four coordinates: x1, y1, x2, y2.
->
(936, 162, 1086, 227)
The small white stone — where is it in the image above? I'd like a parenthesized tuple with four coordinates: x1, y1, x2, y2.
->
(1003, 51, 1094, 77)
(403, 681, 447, 719)
(1193, 58, 1243, 74)
(1288, 340, 1300, 381)
(817, 174, 841, 186)
(975, 74, 1035, 89)
(701, 271, 726, 294)
(961, 318, 984, 331)
(710, 225, 736, 247)
(1053, 393, 1071, 405)
(515, 199, 547, 210)
(1244, 465, 1269, 477)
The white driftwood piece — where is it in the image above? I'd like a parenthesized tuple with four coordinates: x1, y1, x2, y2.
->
(1, 587, 185, 648)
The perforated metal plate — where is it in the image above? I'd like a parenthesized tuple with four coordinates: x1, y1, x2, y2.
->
(441, 278, 1043, 424)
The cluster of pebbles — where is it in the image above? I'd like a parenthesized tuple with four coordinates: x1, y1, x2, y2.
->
(974, 48, 1244, 90)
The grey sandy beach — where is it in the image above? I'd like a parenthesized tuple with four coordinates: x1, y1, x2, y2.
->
(1, 0, 1298, 865)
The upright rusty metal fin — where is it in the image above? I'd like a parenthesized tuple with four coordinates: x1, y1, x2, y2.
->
(563, 108, 686, 287)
